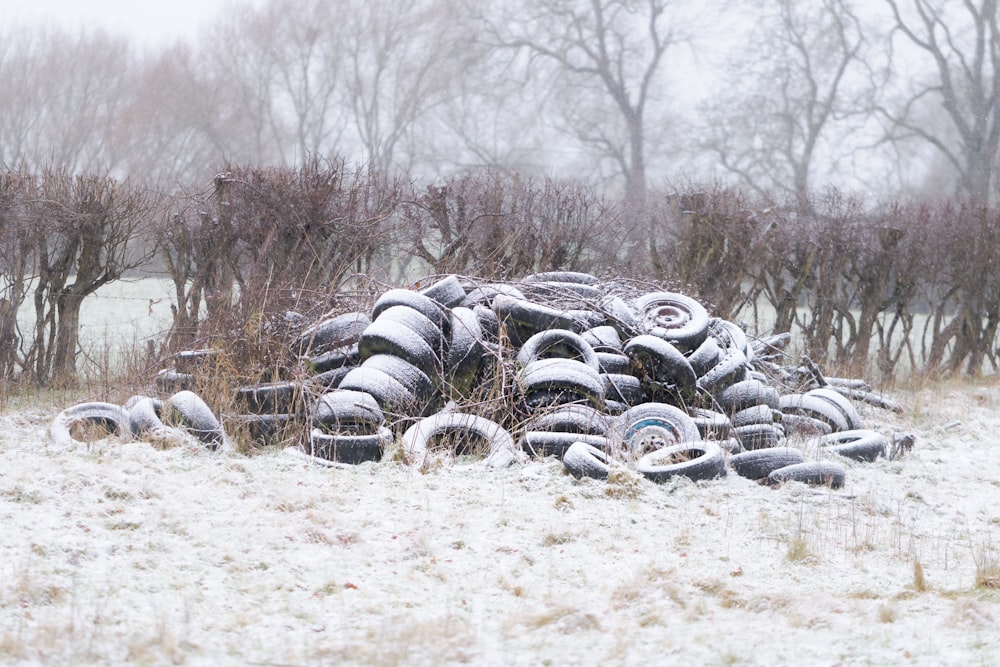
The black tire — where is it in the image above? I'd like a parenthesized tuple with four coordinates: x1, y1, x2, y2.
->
(372, 288, 447, 331)
(360, 354, 436, 406)
(596, 351, 632, 374)
(582, 325, 623, 352)
(229, 413, 302, 446)
(306, 343, 361, 374)
(686, 336, 722, 377)
(613, 402, 701, 457)
(623, 334, 697, 392)
(820, 429, 885, 462)
(445, 307, 485, 396)
(306, 365, 353, 392)
(401, 412, 518, 468)
(309, 426, 392, 464)
(635, 441, 726, 483)
(233, 381, 302, 415)
(338, 365, 417, 412)
(710, 319, 751, 360)
(522, 271, 600, 286)
(562, 441, 612, 480)
(633, 292, 710, 352)
(768, 461, 846, 488)
(695, 346, 749, 394)
(688, 407, 732, 441)
(527, 404, 610, 436)
(155, 368, 193, 393)
(358, 314, 442, 379)
(295, 312, 370, 355)
(167, 390, 225, 448)
(781, 413, 833, 437)
(715, 379, 780, 414)
(521, 431, 609, 458)
(311, 389, 385, 433)
(519, 358, 605, 410)
(598, 295, 641, 339)
(731, 404, 780, 428)
(493, 294, 584, 346)
(732, 423, 784, 450)
(602, 373, 646, 406)
(806, 388, 864, 431)
(519, 281, 602, 302)
(473, 304, 500, 342)
(463, 283, 526, 308)
(368, 304, 445, 353)
(729, 447, 805, 481)
(516, 329, 599, 370)
(50, 402, 133, 446)
(418, 274, 467, 308)
(173, 348, 219, 373)
(779, 393, 851, 432)
(127, 396, 166, 437)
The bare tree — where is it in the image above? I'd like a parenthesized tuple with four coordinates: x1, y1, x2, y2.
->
(700, 0, 875, 198)
(482, 0, 687, 207)
(881, 0, 1000, 203)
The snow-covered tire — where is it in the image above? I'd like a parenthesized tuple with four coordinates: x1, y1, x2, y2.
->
(306, 343, 360, 374)
(527, 404, 609, 436)
(689, 407, 732, 441)
(602, 373, 646, 406)
(401, 412, 519, 468)
(731, 404, 780, 428)
(696, 346, 749, 394)
(167, 390, 225, 448)
(598, 295, 641, 339)
(623, 334, 697, 393)
(519, 358, 605, 410)
(295, 312, 370, 355)
(49, 402, 132, 446)
(360, 354, 436, 406)
(311, 389, 384, 433)
(521, 431, 609, 458)
(233, 381, 302, 415)
(582, 325, 623, 352)
(779, 393, 851, 432)
(173, 349, 218, 373)
(633, 291, 709, 352)
(338, 365, 417, 412)
(154, 368, 193, 393)
(309, 426, 392, 464)
(562, 441, 612, 480)
(306, 366, 353, 392)
(635, 441, 726, 483)
(517, 329, 599, 370)
(782, 413, 833, 437)
(613, 402, 701, 457)
(493, 294, 585, 345)
(768, 461, 846, 488)
(372, 288, 446, 331)
(806, 387, 863, 431)
(522, 271, 600, 286)
(686, 336, 722, 377)
(445, 307, 485, 396)
(596, 351, 631, 374)
(358, 312, 442, 379)
(715, 379, 780, 414)
(733, 423, 784, 450)
(729, 447, 805, 481)
(820, 429, 885, 462)
(418, 274, 466, 308)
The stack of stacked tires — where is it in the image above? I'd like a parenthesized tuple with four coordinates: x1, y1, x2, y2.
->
(56, 269, 903, 488)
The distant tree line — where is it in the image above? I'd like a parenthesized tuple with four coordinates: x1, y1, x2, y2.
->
(2, 163, 1000, 386)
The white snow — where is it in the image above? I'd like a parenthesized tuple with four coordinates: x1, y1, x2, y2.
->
(1, 381, 999, 665)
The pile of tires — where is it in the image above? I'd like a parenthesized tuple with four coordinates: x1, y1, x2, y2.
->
(54, 271, 906, 487)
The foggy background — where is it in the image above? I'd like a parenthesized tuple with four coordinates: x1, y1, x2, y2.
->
(0, 0, 994, 203)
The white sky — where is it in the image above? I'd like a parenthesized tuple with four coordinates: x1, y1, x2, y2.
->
(1, 0, 246, 47)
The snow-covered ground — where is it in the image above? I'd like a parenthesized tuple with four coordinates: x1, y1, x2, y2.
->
(1, 378, 998, 666)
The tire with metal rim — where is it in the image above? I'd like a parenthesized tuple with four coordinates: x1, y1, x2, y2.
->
(635, 441, 726, 483)
(613, 402, 701, 457)
(633, 291, 709, 352)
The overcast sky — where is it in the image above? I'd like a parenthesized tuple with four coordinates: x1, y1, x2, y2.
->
(2, 0, 248, 46)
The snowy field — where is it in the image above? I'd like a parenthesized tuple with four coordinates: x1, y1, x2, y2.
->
(1, 377, 999, 666)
